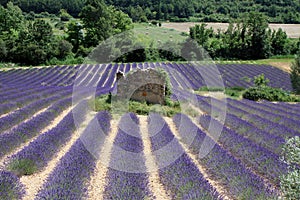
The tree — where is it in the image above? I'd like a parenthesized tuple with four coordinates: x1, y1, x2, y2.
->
(110, 6, 133, 35)
(190, 23, 213, 47)
(59, 9, 72, 21)
(80, 0, 113, 47)
(80, 0, 132, 47)
(0, 2, 25, 33)
(291, 48, 300, 94)
(271, 28, 288, 55)
(245, 12, 270, 59)
(66, 21, 84, 53)
(13, 19, 56, 65)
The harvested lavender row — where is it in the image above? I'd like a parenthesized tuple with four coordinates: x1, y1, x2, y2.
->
(0, 98, 72, 159)
(194, 97, 286, 154)
(240, 99, 300, 121)
(6, 100, 89, 176)
(199, 115, 288, 186)
(148, 113, 220, 199)
(261, 101, 300, 115)
(255, 100, 300, 117)
(198, 96, 300, 138)
(36, 111, 111, 199)
(103, 113, 152, 199)
(173, 113, 276, 199)
(0, 89, 71, 134)
(224, 114, 286, 154)
(241, 113, 300, 138)
(0, 170, 25, 200)
(271, 101, 300, 112)
(226, 98, 300, 133)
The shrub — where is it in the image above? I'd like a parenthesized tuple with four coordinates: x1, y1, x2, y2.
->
(7, 159, 38, 176)
(280, 136, 300, 199)
(243, 74, 298, 102)
(291, 51, 300, 94)
(242, 86, 298, 102)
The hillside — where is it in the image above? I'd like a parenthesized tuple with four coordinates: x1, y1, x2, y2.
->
(106, 0, 300, 23)
(2, 0, 300, 23)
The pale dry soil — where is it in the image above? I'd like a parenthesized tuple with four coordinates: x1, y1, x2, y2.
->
(20, 110, 96, 200)
(192, 111, 282, 197)
(162, 22, 300, 38)
(269, 62, 291, 72)
(88, 119, 119, 200)
(0, 106, 73, 169)
(139, 115, 171, 200)
(164, 117, 232, 200)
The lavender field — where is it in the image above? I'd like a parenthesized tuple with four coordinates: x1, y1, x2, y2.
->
(0, 63, 298, 199)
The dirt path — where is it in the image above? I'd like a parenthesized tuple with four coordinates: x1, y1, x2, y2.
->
(20, 110, 96, 200)
(191, 113, 281, 197)
(269, 62, 291, 72)
(0, 106, 73, 169)
(88, 119, 119, 200)
(163, 117, 232, 200)
(138, 115, 171, 200)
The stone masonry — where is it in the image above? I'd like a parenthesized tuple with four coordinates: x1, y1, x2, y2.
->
(116, 69, 166, 104)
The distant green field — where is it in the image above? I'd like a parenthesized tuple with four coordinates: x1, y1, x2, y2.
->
(133, 23, 188, 46)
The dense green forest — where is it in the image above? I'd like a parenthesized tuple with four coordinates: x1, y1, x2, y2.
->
(1, 0, 300, 23)
(0, 0, 299, 66)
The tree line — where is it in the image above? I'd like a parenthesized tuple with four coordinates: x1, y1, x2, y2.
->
(1, 0, 299, 23)
(0, 0, 133, 66)
(0, 1, 299, 66)
(107, 0, 300, 23)
(188, 12, 300, 60)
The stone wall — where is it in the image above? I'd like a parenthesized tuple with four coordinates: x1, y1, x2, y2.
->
(116, 69, 166, 104)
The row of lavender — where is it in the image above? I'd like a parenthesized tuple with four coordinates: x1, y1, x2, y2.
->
(1, 108, 286, 199)
(0, 63, 292, 90)
(194, 95, 300, 187)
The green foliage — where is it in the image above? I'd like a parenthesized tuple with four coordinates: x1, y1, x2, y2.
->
(106, 0, 300, 23)
(254, 74, 270, 87)
(59, 9, 72, 21)
(80, 0, 133, 48)
(92, 95, 181, 117)
(291, 50, 300, 94)
(197, 86, 244, 98)
(280, 136, 300, 200)
(243, 74, 299, 102)
(242, 87, 297, 102)
(224, 87, 245, 98)
(3, 0, 85, 17)
(7, 159, 37, 176)
(188, 12, 293, 60)
(197, 86, 224, 92)
(1, 0, 299, 23)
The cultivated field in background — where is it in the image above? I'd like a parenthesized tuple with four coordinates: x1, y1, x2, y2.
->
(162, 22, 300, 38)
